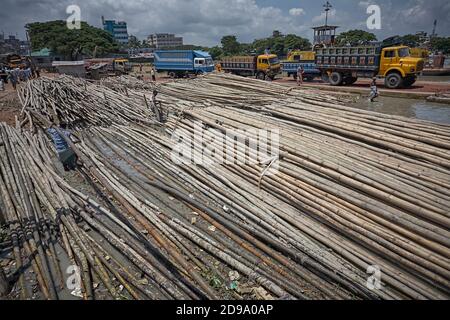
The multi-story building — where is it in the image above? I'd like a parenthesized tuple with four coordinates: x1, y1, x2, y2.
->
(0, 34, 30, 55)
(147, 33, 183, 48)
(102, 16, 129, 44)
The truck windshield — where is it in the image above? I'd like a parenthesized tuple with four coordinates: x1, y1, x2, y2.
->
(269, 57, 279, 64)
(398, 48, 410, 58)
(206, 58, 214, 66)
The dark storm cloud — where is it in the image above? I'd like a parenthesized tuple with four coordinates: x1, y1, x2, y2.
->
(0, 0, 449, 46)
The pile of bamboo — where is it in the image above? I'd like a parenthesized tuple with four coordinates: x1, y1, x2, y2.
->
(1, 73, 449, 300)
(17, 76, 157, 128)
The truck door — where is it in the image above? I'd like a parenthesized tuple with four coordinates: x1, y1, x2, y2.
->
(194, 58, 205, 70)
(379, 49, 397, 76)
(258, 58, 269, 72)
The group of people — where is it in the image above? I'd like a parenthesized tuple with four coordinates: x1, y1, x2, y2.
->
(0, 59, 40, 91)
(138, 64, 156, 81)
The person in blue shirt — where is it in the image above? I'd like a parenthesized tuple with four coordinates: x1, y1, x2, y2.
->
(46, 124, 78, 171)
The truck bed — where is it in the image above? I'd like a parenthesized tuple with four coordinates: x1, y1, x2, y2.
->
(221, 56, 256, 71)
(315, 46, 380, 72)
(281, 61, 321, 74)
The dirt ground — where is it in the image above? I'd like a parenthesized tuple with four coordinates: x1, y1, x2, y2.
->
(0, 87, 21, 126)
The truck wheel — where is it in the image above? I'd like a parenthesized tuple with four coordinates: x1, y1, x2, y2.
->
(305, 76, 314, 82)
(256, 72, 266, 80)
(321, 73, 329, 83)
(293, 73, 297, 80)
(168, 72, 176, 79)
(344, 76, 358, 85)
(385, 73, 403, 89)
(196, 70, 204, 76)
(329, 72, 343, 86)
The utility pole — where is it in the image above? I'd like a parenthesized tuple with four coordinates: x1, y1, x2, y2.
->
(431, 19, 437, 38)
(323, 1, 333, 26)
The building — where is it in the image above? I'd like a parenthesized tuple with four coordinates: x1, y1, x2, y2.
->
(147, 33, 183, 49)
(102, 17, 129, 44)
(0, 34, 30, 55)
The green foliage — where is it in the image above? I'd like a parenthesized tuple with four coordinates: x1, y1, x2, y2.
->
(26, 20, 119, 60)
(221, 35, 241, 56)
(430, 37, 450, 54)
(128, 35, 143, 49)
(208, 46, 224, 60)
(335, 29, 377, 46)
(399, 34, 421, 47)
(219, 31, 311, 58)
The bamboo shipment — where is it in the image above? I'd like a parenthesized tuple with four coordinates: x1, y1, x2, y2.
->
(0, 72, 448, 300)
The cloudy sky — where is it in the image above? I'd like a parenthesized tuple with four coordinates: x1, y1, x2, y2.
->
(1, 0, 449, 46)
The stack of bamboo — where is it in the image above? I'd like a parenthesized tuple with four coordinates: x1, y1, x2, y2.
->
(1, 73, 449, 300)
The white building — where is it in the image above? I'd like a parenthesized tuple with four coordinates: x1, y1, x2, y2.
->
(147, 33, 183, 48)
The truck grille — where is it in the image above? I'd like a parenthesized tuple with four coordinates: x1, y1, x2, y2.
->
(417, 60, 424, 72)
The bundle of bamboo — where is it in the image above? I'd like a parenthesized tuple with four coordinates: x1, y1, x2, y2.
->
(1, 73, 449, 300)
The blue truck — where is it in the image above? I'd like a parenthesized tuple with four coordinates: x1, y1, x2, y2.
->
(281, 61, 321, 82)
(153, 50, 215, 78)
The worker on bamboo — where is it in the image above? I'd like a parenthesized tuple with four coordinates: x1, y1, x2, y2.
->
(368, 77, 379, 102)
(46, 123, 78, 171)
(150, 66, 156, 82)
(296, 66, 304, 86)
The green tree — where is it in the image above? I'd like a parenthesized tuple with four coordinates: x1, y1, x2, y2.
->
(221, 35, 241, 56)
(26, 20, 118, 60)
(335, 29, 377, 46)
(128, 35, 142, 49)
(399, 34, 421, 47)
(208, 46, 223, 60)
(250, 32, 311, 57)
(430, 37, 450, 54)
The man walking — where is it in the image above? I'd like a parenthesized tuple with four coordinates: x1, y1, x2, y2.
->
(368, 77, 379, 102)
(8, 68, 19, 90)
(296, 66, 304, 86)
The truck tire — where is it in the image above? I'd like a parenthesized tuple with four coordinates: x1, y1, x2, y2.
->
(256, 72, 266, 80)
(344, 76, 358, 85)
(196, 70, 204, 76)
(168, 72, 176, 79)
(321, 73, 329, 83)
(329, 72, 343, 86)
(293, 73, 297, 80)
(385, 73, 403, 89)
(305, 75, 314, 82)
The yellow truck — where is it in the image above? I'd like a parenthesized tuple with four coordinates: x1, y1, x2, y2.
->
(220, 54, 281, 80)
(315, 45, 424, 88)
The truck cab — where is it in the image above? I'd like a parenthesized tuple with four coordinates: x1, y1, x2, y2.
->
(379, 46, 424, 88)
(257, 54, 280, 80)
(113, 59, 131, 74)
(193, 56, 215, 75)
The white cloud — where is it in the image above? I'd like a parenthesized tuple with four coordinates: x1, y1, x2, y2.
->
(1, 0, 449, 47)
(289, 8, 305, 16)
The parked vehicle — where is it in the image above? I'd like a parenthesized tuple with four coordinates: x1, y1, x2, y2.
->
(153, 50, 214, 78)
(315, 44, 424, 89)
(281, 50, 320, 82)
(85, 58, 131, 76)
(220, 54, 281, 80)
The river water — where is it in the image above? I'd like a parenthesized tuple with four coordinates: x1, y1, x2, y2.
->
(350, 96, 450, 125)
